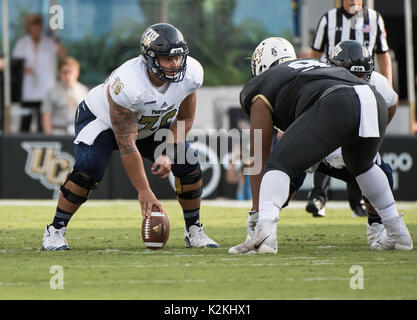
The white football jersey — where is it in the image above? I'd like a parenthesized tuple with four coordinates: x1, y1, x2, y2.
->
(85, 56, 203, 140)
(369, 71, 398, 108)
(323, 72, 396, 170)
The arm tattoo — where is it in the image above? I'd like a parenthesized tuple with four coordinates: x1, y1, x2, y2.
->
(108, 89, 138, 155)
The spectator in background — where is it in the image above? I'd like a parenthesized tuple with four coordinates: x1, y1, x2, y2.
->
(42, 57, 88, 135)
(306, 0, 393, 218)
(12, 13, 66, 132)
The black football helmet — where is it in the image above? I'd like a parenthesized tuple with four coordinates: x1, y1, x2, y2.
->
(329, 40, 374, 81)
(140, 23, 189, 83)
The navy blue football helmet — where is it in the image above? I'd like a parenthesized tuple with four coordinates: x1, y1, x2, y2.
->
(140, 23, 189, 83)
(330, 40, 374, 81)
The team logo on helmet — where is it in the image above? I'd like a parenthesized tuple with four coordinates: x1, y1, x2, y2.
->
(142, 28, 160, 47)
(250, 37, 296, 77)
(252, 48, 264, 64)
(331, 45, 342, 58)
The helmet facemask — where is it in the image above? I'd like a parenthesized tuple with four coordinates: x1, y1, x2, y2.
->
(154, 53, 188, 83)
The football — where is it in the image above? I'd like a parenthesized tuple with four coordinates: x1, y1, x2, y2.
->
(141, 205, 170, 250)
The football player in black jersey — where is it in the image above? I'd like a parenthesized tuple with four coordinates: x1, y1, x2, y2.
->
(229, 37, 412, 254)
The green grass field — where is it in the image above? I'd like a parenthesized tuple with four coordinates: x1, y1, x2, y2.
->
(0, 200, 416, 300)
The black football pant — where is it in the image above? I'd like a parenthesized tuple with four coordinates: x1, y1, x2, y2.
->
(264, 86, 388, 183)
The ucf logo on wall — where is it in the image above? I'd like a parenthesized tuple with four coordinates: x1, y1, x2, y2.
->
(21, 142, 74, 199)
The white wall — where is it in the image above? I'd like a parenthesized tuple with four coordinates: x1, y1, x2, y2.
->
(194, 86, 243, 131)
(194, 86, 409, 135)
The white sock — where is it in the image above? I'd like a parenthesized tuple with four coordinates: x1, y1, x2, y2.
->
(258, 170, 290, 222)
(355, 164, 398, 222)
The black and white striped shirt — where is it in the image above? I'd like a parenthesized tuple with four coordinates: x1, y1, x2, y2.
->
(311, 6, 389, 61)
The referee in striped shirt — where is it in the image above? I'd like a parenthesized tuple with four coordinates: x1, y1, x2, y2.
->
(311, 0, 392, 84)
(306, 0, 393, 218)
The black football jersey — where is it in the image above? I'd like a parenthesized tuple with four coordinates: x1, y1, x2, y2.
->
(240, 58, 368, 131)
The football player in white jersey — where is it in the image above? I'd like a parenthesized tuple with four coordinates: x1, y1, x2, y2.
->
(329, 40, 398, 125)
(42, 23, 219, 250)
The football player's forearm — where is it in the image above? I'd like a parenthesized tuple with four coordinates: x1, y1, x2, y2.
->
(377, 53, 393, 87)
(387, 101, 398, 125)
(116, 130, 151, 192)
(168, 117, 193, 143)
(169, 92, 196, 143)
(121, 152, 151, 192)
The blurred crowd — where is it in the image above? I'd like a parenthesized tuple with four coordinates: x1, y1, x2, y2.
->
(0, 13, 87, 135)
(0, 7, 416, 138)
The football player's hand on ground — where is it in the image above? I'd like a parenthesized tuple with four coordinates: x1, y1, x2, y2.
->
(138, 189, 164, 218)
(151, 155, 172, 179)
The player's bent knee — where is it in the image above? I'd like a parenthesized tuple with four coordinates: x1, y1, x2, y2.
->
(174, 169, 202, 200)
(346, 160, 375, 178)
(60, 169, 98, 205)
(74, 148, 110, 183)
(264, 160, 293, 178)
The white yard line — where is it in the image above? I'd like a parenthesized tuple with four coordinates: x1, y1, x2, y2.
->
(2, 275, 416, 288)
(1, 199, 417, 209)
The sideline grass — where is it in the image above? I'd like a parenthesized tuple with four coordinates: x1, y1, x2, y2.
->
(0, 200, 416, 299)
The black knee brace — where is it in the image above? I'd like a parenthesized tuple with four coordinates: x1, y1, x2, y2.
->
(60, 169, 98, 205)
(175, 169, 202, 200)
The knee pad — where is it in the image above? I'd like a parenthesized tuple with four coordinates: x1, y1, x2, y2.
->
(174, 169, 202, 200)
(60, 169, 98, 205)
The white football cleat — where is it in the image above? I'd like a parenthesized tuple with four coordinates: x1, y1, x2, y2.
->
(184, 225, 220, 248)
(370, 213, 413, 251)
(42, 225, 69, 251)
(366, 222, 386, 246)
(229, 219, 278, 254)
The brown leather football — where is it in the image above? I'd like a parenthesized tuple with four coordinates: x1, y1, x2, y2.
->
(141, 205, 170, 250)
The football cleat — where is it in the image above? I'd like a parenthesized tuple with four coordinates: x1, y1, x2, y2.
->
(352, 201, 368, 217)
(306, 198, 326, 217)
(229, 219, 278, 254)
(42, 225, 69, 251)
(184, 225, 220, 248)
(366, 222, 386, 246)
(370, 213, 413, 251)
